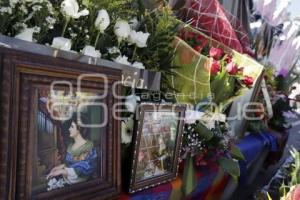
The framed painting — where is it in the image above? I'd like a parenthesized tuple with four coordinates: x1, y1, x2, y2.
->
(0, 47, 121, 199)
(128, 104, 186, 193)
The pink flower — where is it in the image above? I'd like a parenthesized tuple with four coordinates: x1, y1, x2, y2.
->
(209, 47, 223, 60)
(226, 62, 239, 75)
(292, 185, 300, 200)
(211, 61, 221, 75)
(242, 76, 254, 86)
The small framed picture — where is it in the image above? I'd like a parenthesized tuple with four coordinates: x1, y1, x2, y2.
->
(128, 104, 186, 193)
(0, 48, 121, 199)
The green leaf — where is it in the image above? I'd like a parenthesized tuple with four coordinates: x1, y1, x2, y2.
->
(217, 156, 240, 182)
(169, 187, 183, 200)
(195, 122, 214, 141)
(230, 145, 245, 161)
(182, 155, 197, 196)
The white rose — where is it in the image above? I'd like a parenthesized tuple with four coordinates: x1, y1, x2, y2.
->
(15, 28, 34, 42)
(94, 9, 110, 33)
(51, 37, 72, 51)
(82, 45, 101, 58)
(135, 31, 150, 48)
(128, 30, 138, 45)
(132, 61, 145, 69)
(125, 95, 140, 113)
(114, 20, 131, 42)
(113, 55, 131, 66)
(61, 0, 89, 19)
(128, 30, 150, 48)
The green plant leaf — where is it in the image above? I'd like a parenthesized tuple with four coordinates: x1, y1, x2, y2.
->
(182, 155, 197, 196)
(230, 145, 245, 161)
(195, 122, 214, 141)
(217, 156, 240, 182)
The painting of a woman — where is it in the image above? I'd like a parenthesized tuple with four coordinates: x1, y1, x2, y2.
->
(46, 114, 97, 186)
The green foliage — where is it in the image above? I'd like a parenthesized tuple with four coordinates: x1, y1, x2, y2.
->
(94, 0, 137, 21)
(0, 0, 58, 43)
(182, 155, 197, 196)
(290, 148, 300, 185)
(138, 7, 179, 91)
(230, 146, 245, 161)
(278, 149, 300, 199)
(195, 122, 214, 141)
(268, 97, 292, 132)
(247, 120, 268, 133)
(210, 68, 236, 105)
(217, 156, 240, 182)
(264, 65, 276, 87)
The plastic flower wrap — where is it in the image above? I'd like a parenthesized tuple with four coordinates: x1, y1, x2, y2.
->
(176, 26, 263, 109)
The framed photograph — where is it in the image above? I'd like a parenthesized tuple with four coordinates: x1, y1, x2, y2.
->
(128, 104, 186, 193)
(0, 47, 121, 199)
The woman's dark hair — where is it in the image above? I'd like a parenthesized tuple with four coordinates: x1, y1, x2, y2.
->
(68, 112, 89, 139)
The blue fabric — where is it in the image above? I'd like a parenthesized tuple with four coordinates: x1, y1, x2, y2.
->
(65, 148, 97, 177)
(237, 132, 278, 183)
(131, 191, 171, 200)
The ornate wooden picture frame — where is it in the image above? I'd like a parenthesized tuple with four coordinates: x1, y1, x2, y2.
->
(128, 103, 186, 193)
(0, 47, 121, 199)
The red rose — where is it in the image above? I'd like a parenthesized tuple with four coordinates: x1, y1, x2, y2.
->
(196, 34, 204, 42)
(194, 45, 201, 52)
(242, 76, 254, 86)
(188, 31, 195, 39)
(226, 62, 239, 75)
(209, 47, 223, 60)
(211, 61, 221, 75)
(225, 54, 233, 63)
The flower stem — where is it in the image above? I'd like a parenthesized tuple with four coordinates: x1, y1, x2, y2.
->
(117, 39, 121, 49)
(94, 30, 101, 47)
(61, 18, 70, 37)
(132, 45, 137, 61)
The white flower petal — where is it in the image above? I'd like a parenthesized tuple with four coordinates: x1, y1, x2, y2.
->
(51, 37, 72, 51)
(132, 61, 145, 69)
(113, 55, 131, 66)
(82, 45, 101, 58)
(114, 20, 131, 41)
(15, 28, 34, 42)
(95, 9, 110, 32)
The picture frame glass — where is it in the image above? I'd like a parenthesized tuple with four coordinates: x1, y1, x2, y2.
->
(31, 88, 105, 195)
(135, 110, 180, 182)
